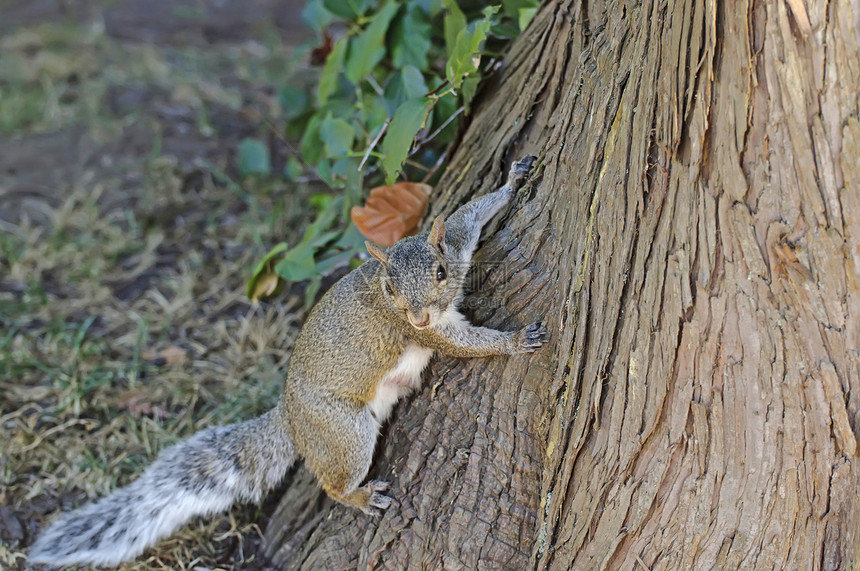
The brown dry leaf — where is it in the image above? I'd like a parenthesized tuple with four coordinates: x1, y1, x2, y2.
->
(142, 345, 188, 365)
(118, 390, 170, 419)
(160, 345, 187, 365)
(351, 182, 432, 247)
(310, 32, 334, 65)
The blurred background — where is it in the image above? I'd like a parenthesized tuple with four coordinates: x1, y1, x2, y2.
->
(1, 1, 312, 568)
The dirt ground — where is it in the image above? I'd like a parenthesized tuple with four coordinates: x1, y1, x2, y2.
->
(0, 1, 316, 568)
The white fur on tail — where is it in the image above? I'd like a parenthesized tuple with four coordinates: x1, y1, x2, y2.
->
(29, 411, 296, 567)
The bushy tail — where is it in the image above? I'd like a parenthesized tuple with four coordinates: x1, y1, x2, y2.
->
(29, 407, 296, 567)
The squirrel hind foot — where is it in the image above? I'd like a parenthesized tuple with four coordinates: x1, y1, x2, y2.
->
(363, 480, 393, 516)
(325, 479, 394, 516)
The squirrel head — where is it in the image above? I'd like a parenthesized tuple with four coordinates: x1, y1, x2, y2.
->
(366, 216, 464, 329)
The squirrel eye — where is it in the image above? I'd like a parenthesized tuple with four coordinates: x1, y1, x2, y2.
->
(436, 265, 447, 282)
(385, 281, 395, 296)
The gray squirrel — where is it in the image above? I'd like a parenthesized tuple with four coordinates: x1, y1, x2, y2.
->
(29, 155, 548, 566)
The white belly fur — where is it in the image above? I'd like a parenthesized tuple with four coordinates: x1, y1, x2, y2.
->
(368, 344, 433, 423)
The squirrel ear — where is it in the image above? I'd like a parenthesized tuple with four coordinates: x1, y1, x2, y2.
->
(365, 241, 389, 268)
(428, 216, 447, 255)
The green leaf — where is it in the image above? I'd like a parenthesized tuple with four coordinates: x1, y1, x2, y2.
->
(307, 229, 341, 249)
(414, 0, 444, 16)
(279, 86, 309, 120)
(446, 27, 472, 88)
(275, 242, 318, 282)
(317, 38, 348, 106)
(442, 0, 466, 57)
(381, 97, 432, 184)
(284, 156, 304, 181)
(333, 157, 364, 216)
(501, 0, 538, 19)
(286, 110, 313, 140)
(333, 221, 367, 250)
(304, 276, 322, 309)
(359, 91, 390, 134)
(300, 113, 326, 164)
(302, 0, 335, 32)
(237, 138, 271, 176)
(310, 192, 336, 212)
(320, 113, 355, 157)
(315, 223, 366, 275)
(518, 6, 537, 30)
(445, 6, 498, 89)
(271, 193, 352, 285)
(323, 0, 374, 19)
(315, 248, 357, 275)
(345, 2, 400, 85)
(491, 23, 520, 37)
(316, 158, 335, 186)
(383, 66, 428, 116)
(461, 75, 480, 112)
(430, 91, 459, 144)
(305, 195, 343, 240)
(390, 5, 431, 69)
(247, 242, 288, 298)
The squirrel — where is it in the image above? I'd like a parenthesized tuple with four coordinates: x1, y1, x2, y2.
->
(29, 155, 548, 567)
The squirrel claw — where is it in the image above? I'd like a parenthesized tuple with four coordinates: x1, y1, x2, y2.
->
(513, 155, 537, 173)
(509, 155, 537, 189)
(517, 321, 548, 353)
(363, 480, 393, 516)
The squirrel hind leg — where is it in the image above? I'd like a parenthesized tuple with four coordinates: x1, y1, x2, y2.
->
(302, 408, 393, 515)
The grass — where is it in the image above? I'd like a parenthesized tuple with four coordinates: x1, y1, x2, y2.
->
(0, 8, 315, 570)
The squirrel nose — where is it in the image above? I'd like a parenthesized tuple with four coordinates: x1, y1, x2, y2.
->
(407, 310, 430, 329)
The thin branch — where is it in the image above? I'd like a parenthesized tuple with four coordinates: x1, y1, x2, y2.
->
(404, 159, 430, 172)
(366, 75, 385, 97)
(426, 79, 451, 98)
(409, 107, 463, 158)
(358, 118, 390, 172)
(422, 147, 450, 183)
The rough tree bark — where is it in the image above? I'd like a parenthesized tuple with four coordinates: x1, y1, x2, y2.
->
(265, 0, 860, 568)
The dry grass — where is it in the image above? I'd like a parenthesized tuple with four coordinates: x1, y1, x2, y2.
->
(1, 10, 316, 570)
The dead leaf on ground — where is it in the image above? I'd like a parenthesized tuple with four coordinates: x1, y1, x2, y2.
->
(141, 344, 188, 365)
(351, 182, 432, 247)
(118, 390, 170, 419)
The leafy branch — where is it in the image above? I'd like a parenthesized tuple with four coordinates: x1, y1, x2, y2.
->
(244, 0, 539, 303)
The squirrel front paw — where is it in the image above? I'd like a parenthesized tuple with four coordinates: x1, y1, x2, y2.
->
(508, 155, 537, 190)
(515, 321, 548, 353)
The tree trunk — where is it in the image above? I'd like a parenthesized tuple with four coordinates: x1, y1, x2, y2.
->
(265, 0, 860, 568)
